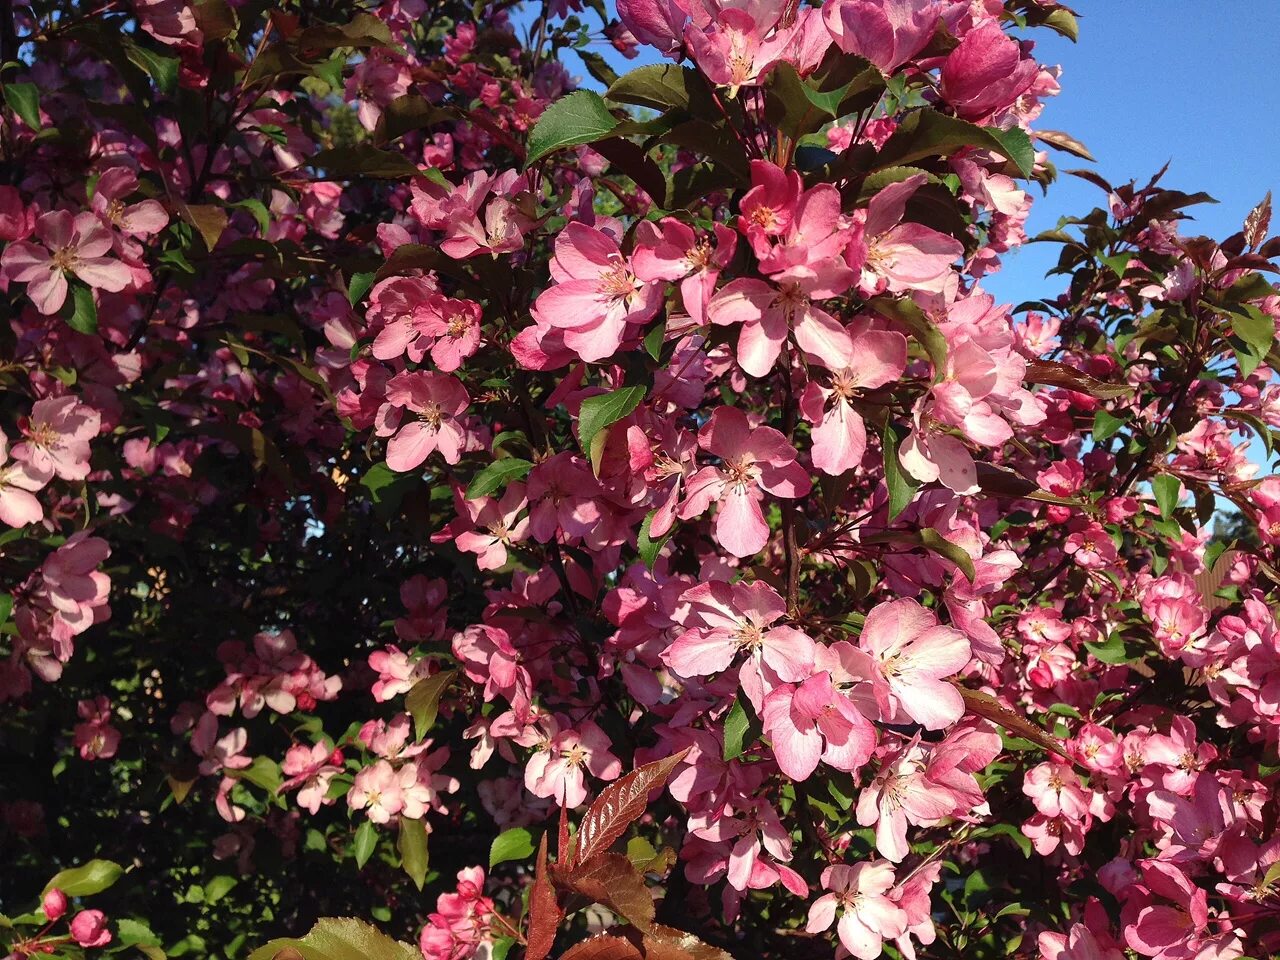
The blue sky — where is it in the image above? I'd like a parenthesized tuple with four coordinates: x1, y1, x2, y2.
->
(982, 1, 1280, 306)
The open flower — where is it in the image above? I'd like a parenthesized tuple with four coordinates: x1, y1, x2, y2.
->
(0, 210, 132, 314)
(859, 598, 971, 730)
(375, 372, 470, 471)
(806, 861, 908, 959)
(679, 406, 811, 557)
(531, 222, 661, 362)
(663, 578, 815, 709)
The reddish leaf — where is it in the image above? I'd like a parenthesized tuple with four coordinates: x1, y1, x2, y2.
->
(573, 749, 689, 869)
(526, 833, 564, 960)
(1245, 190, 1272, 249)
(1024, 359, 1133, 399)
(953, 684, 1072, 763)
(557, 854, 655, 931)
(1034, 129, 1095, 162)
(640, 926, 735, 960)
(559, 935, 644, 960)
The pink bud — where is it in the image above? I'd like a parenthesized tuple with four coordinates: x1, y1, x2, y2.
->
(69, 910, 112, 949)
(41, 888, 68, 921)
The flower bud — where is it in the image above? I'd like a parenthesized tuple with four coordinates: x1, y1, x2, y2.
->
(41, 888, 67, 922)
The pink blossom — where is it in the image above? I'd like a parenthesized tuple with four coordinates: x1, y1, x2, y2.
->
(42, 888, 68, 922)
(679, 406, 811, 557)
(939, 22, 1038, 121)
(0, 185, 35, 240)
(849, 175, 963, 297)
(16, 396, 100, 482)
(633, 218, 736, 326)
(418, 866, 496, 960)
(663, 578, 814, 709)
(856, 743, 957, 861)
(375, 372, 470, 471)
(369, 646, 434, 702)
(1023, 761, 1091, 820)
(858, 598, 971, 730)
(92, 167, 169, 239)
(806, 861, 907, 959)
(449, 482, 530, 571)
(1063, 520, 1119, 569)
(73, 695, 121, 760)
(799, 324, 908, 475)
(616, 0, 686, 58)
(524, 720, 621, 808)
(0, 430, 51, 527)
(348, 759, 405, 823)
(761, 672, 876, 780)
(280, 742, 343, 815)
(530, 222, 661, 362)
(822, 0, 942, 73)
(70, 910, 113, 948)
(1039, 923, 1125, 960)
(0, 210, 132, 314)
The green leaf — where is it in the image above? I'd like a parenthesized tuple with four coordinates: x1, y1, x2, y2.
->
(722, 694, 761, 762)
(67, 284, 98, 335)
(1084, 632, 1131, 665)
(398, 817, 429, 890)
(228, 198, 271, 236)
(1042, 9, 1079, 41)
(1092, 409, 1124, 441)
(919, 528, 976, 582)
(353, 820, 378, 869)
(205, 875, 237, 904)
(489, 827, 535, 868)
(637, 510, 672, 569)
(1099, 252, 1131, 278)
(983, 126, 1035, 178)
(0, 593, 12, 625)
(1035, 129, 1094, 162)
(347, 271, 376, 306)
(1228, 303, 1276, 357)
(579, 386, 646, 461)
(405, 669, 456, 741)
(882, 421, 920, 520)
(466, 458, 534, 500)
(122, 39, 179, 95)
(869, 295, 947, 380)
(312, 56, 346, 92)
(1152, 474, 1180, 520)
(643, 320, 666, 362)
(3, 82, 41, 130)
(117, 919, 162, 948)
(607, 64, 691, 111)
(525, 90, 619, 165)
(876, 109, 1036, 179)
(185, 204, 229, 251)
(42, 860, 124, 898)
(247, 918, 419, 960)
(360, 462, 417, 520)
(230, 756, 283, 793)
(576, 50, 619, 87)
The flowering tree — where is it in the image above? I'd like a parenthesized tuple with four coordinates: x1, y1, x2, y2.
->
(2, 1, 1279, 960)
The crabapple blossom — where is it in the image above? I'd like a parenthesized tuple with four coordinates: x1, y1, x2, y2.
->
(376, 372, 471, 471)
(679, 406, 811, 557)
(806, 861, 907, 960)
(858, 598, 971, 730)
(0, 210, 131, 314)
(663, 578, 814, 708)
